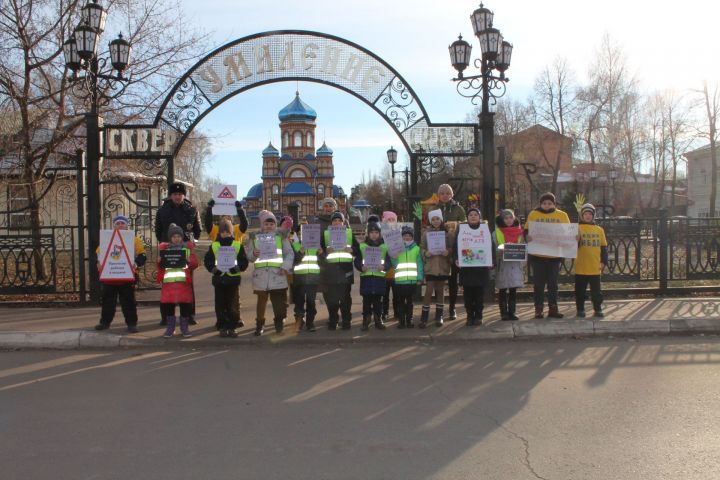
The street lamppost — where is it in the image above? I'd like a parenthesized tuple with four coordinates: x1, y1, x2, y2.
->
(387, 146, 398, 211)
(449, 3, 512, 219)
(63, 0, 131, 301)
(387, 147, 410, 220)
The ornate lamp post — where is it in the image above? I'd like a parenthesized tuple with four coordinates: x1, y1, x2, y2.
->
(63, 0, 132, 301)
(449, 3, 512, 218)
(387, 146, 410, 220)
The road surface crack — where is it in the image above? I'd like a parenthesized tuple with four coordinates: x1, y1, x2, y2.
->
(422, 368, 550, 480)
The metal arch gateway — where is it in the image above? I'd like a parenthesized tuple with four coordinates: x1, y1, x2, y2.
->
(104, 30, 477, 164)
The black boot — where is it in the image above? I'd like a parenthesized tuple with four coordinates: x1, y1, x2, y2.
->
(508, 289, 519, 320)
(448, 304, 457, 321)
(373, 313, 386, 330)
(474, 306, 484, 326)
(434, 304, 444, 327)
(306, 317, 316, 332)
(397, 309, 406, 329)
(361, 315, 371, 331)
(274, 317, 285, 335)
(254, 318, 265, 336)
(406, 310, 415, 328)
(465, 311, 475, 327)
(498, 289, 509, 320)
(419, 306, 430, 329)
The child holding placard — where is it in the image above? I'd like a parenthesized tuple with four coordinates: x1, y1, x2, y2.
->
(354, 222, 390, 331)
(204, 219, 249, 337)
(94, 215, 146, 333)
(391, 226, 424, 328)
(420, 209, 452, 328)
(524, 192, 571, 319)
(454, 208, 491, 326)
(493, 209, 525, 321)
(157, 224, 198, 338)
(246, 210, 294, 336)
(291, 220, 322, 332)
(320, 211, 359, 330)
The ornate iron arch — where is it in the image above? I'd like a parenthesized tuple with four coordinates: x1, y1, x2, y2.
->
(152, 30, 475, 158)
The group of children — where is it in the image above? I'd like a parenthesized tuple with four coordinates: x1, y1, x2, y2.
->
(96, 191, 609, 338)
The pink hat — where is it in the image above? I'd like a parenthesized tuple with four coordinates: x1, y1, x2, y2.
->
(382, 211, 397, 222)
(280, 215, 294, 230)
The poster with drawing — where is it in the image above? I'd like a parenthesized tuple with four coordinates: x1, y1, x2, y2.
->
(99, 229, 135, 281)
(457, 224, 492, 267)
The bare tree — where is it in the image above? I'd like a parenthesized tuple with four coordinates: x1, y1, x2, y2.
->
(577, 35, 637, 171)
(0, 0, 208, 249)
(530, 56, 578, 193)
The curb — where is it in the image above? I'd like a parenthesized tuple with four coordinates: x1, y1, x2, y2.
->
(2, 318, 720, 349)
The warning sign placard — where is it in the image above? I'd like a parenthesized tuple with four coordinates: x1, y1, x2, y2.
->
(212, 184, 238, 216)
(99, 229, 136, 281)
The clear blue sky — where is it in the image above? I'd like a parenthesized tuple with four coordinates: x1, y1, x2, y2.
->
(178, 0, 719, 199)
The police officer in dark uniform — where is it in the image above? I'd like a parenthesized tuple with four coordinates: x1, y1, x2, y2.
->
(154, 182, 202, 324)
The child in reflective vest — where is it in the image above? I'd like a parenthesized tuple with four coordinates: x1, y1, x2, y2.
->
(391, 225, 424, 328)
(291, 221, 322, 332)
(204, 219, 249, 338)
(320, 211, 359, 330)
(354, 221, 390, 331)
(575, 203, 608, 318)
(454, 208, 491, 326)
(420, 209, 452, 328)
(245, 210, 294, 336)
(493, 209, 525, 321)
(94, 215, 146, 333)
(157, 223, 198, 338)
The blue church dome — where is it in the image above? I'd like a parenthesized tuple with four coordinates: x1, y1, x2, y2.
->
(333, 185, 346, 197)
(262, 142, 279, 157)
(283, 182, 314, 195)
(278, 93, 317, 122)
(246, 183, 263, 199)
(316, 142, 333, 156)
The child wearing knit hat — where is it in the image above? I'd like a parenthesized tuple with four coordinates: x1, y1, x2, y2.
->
(204, 219, 249, 337)
(245, 210, 295, 336)
(493, 209, 525, 321)
(94, 215, 147, 333)
(157, 223, 198, 338)
(575, 203, 608, 318)
(524, 192, 571, 319)
(354, 222, 391, 331)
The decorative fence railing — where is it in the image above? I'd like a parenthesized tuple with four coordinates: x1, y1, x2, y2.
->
(0, 200, 718, 300)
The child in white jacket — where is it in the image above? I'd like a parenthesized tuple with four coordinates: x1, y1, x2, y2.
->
(245, 210, 294, 336)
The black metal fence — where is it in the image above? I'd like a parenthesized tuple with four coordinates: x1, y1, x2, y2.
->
(550, 212, 720, 288)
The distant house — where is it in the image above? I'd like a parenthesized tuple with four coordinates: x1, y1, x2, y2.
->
(684, 144, 720, 217)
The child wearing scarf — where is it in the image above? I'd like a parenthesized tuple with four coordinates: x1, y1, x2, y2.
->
(493, 209, 525, 320)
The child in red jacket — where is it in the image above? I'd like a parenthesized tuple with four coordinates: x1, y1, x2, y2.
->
(157, 224, 198, 338)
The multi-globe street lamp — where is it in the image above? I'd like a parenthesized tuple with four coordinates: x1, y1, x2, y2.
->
(63, 0, 131, 301)
(449, 2, 512, 218)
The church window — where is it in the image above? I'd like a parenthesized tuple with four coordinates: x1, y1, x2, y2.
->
(307, 132, 313, 147)
(290, 169, 306, 178)
(272, 184, 279, 195)
(294, 131, 302, 147)
(283, 132, 289, 147)
(317, 184, 325, 195)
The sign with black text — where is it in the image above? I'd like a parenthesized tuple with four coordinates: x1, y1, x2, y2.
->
(501, 243, 527, 262)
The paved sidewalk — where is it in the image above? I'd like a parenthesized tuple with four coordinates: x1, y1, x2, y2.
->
(2, 261, 719, 349)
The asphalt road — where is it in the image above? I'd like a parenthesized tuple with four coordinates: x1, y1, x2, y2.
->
(2, 337, 719, 479)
